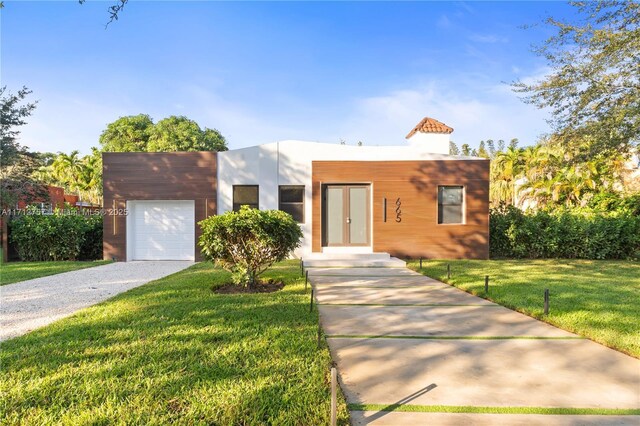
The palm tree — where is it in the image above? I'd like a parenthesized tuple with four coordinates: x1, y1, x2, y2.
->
(77, 152, 102, 205)
(51, 150, 84, 200)
(553, 162, 599, 207)
(490, 147, 524, 206)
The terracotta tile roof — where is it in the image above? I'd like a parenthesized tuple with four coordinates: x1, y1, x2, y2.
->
(405, 117, 454, 138)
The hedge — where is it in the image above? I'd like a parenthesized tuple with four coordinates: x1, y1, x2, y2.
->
(9, 209, 103, 261)
(490, 205, 640, 260)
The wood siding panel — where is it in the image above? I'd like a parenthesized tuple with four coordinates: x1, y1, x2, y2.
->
(312, 160, 490, 259)
(102, 152, 217, 261)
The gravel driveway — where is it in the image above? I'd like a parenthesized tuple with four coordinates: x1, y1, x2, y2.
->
(0, 261, 193, 341)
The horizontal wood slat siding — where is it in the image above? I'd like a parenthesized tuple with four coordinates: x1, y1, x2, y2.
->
(312, 160, 490, 259)
(102, 152, 217, 261)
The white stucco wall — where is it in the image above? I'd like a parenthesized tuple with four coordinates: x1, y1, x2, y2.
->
(217, 140, 479, 257)
(406, 132, 450, 154)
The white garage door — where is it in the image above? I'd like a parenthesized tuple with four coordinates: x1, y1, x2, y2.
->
(128, 200, 195, 261)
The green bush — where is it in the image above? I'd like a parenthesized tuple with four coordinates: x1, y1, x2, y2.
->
(587, 192, 640, 215)
(490, 204, 640, 260)
(198, 206, 303, 288)
(10, 208, 104, 261)
(78, 214, 103, 260)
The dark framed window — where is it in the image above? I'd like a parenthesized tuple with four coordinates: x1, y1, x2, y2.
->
(279, 185, 305, 223)
(233, 185, 259, 211)
(438, 186, 464, 224)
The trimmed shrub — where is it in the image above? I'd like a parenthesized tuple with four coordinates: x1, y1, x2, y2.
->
(198, 206, 303, 288)
(10, 208, 104, 261)
(490, 204, 640, 260)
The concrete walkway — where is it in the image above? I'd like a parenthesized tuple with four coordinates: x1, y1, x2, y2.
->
(309, 267, 640, 425)
(0, 261, 192, 341)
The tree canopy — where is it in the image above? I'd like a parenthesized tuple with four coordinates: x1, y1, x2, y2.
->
(99, 114, 228, 153)
(513, 1, 640, 159)
(147, 116, 227, 152)
(0, 86, 48, 209)
(98, 114, 153, 152)
(0, 86, 37, 167)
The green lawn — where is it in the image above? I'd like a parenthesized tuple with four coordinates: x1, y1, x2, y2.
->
(0, 259, 111, 286)
(0, 260, 349, 425)
(408, 259, 640, 358)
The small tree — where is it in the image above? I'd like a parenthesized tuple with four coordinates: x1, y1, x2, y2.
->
(198, 206, 303, 289)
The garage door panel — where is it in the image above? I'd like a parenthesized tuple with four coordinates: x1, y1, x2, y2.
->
(128, 200, 195, 261)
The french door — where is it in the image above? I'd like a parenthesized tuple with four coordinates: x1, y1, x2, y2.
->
(323, 185, 370, 246)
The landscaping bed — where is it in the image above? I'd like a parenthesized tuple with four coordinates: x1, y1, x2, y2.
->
(409, 259, 640, 358)
(0, 260, 349, 425)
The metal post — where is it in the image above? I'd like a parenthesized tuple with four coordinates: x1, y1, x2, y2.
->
(330, 367, 337, 426)
(300, 258, 303, 276)
(485, 275, 489, 293)
(310, 289, 314, 312)
(544, 289, 549, 315)
(447, 263, 451, 280)
(305, 270, 309, 291)
(419, 257, 423, 269)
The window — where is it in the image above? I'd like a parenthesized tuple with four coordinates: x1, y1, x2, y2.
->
(438, 186, 464, 224)
(233, 185, 259, 211)
(279, 185, 305, 223)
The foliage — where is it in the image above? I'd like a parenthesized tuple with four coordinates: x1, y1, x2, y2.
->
(0, 86, 47, 209)
(411, 259, 640, 358)
(33, 149, 103, 205)
(9, 208, 104, 261)
(513, 1, 640, 159)
(148, 116, 227, 152)
(489, 141, 633, 208)
(99, 114, 228, 153)
(78, 213, 103, 260)
(199, 206, 303, 288)
(99, 114, 153, 152)
(477, 140, 489, 158)
(0, 86, 36, 168)
(588, 191, 640, 215)
(0, 153, 49, 210)
(490, 146, 523, 206)
(449, 141, 460, 155)
(0, 261, 350, 424)
(460, 143, 475, 156)
(489, 204, 640, 260)
(1, 259, 110, 286)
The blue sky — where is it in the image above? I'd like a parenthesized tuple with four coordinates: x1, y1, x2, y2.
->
(2, 1, 573, 154)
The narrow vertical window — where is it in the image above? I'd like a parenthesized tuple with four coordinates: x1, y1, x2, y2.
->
(233, 185, 259, 211)
(279, 185, 305, 223)
(438, 186, 464, 224)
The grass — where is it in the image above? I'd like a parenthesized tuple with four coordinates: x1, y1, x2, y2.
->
(0, 259, 111, 286)
(408, 259, 640, 358)
(349, 403, 640, 416)
(0, 260, 350, 425)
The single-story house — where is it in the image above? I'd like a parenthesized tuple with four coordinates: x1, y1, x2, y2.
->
(102, 117, 489, 261)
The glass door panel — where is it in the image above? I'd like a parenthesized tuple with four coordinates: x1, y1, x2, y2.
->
(348, 187, 368, 244)
(326, 187, 345, 245)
